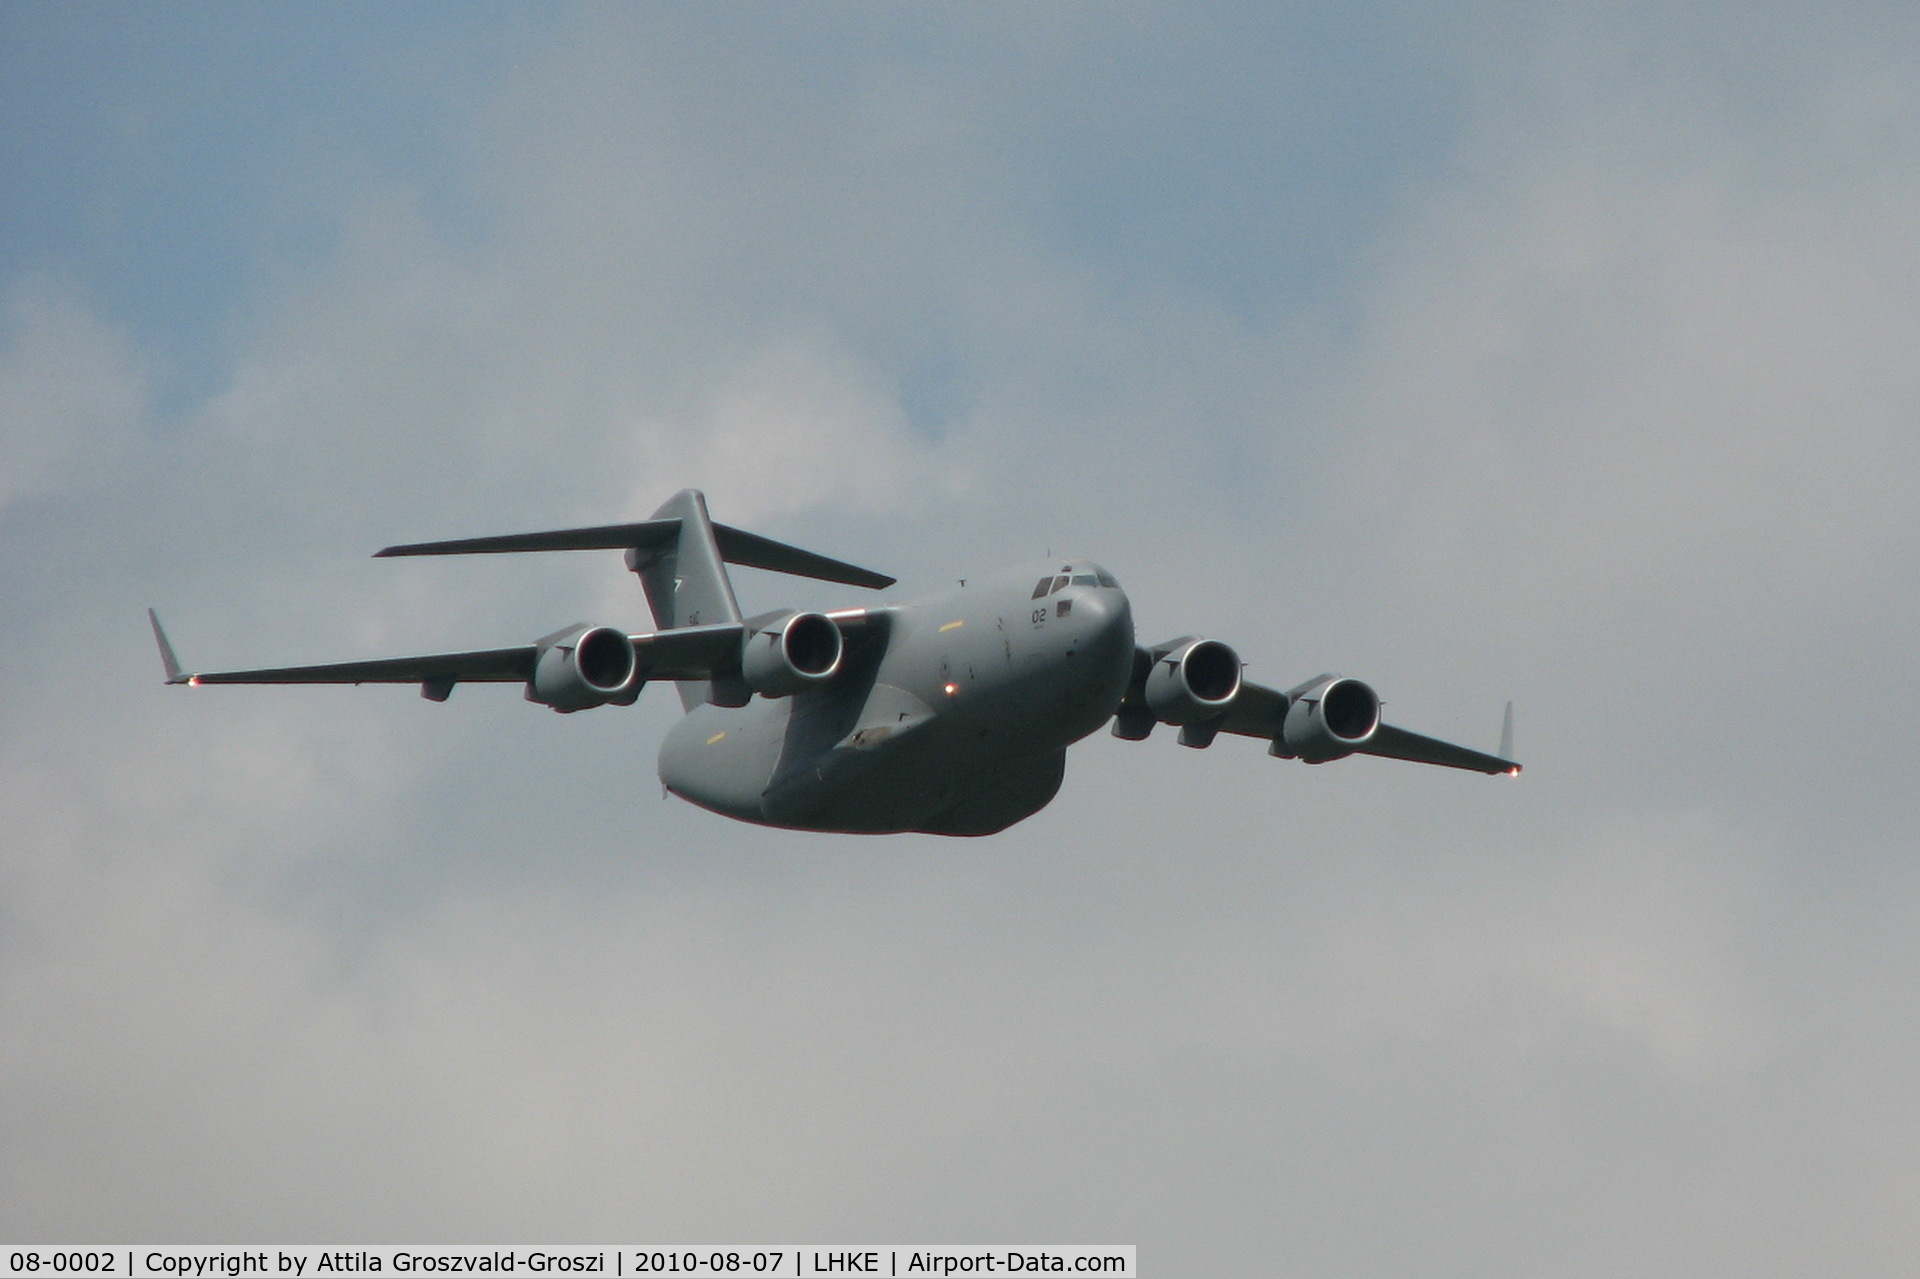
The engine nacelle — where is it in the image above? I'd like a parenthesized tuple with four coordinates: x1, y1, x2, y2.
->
(528, 624, 639, 713)
(741, 610, 843, 697)
(1280, 675, 1380, 762)
(1144, 638, 1242, 724)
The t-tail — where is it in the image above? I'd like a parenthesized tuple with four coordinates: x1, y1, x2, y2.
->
(369, 487, 894, 711)
(625, 490, 745, 708)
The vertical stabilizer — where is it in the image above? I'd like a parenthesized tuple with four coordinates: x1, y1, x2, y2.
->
(627, 489, 744, 708)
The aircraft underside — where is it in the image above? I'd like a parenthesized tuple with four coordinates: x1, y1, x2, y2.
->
(660, 649, 1120, 835)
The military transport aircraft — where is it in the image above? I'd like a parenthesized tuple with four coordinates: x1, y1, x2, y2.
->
(150, 489, 1519, 835)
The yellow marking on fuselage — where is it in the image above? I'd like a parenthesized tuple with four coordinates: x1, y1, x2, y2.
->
(706, 731, 727, 745)
(939, 619, 965, 632)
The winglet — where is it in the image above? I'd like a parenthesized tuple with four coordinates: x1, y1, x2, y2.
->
(147, 609, 193, 685)
(1500, 700, 1514, 761)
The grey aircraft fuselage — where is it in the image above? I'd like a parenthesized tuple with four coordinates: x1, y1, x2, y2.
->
(662, 560, 1134, 835)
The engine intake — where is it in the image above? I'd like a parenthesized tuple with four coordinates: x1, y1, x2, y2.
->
(742, 611, 844, 697)
(1144, 638, 1242, 724)
(528, 624, 639, 712)
(1281, 675, 1380, 762)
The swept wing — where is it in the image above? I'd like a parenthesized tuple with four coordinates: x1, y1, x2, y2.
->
(1357, 721, 1518, 775)
(1127, 637, 1521, 776)
(149, 610, 746, 696)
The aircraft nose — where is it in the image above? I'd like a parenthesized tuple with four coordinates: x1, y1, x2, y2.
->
(1075, 587, 1134, 649)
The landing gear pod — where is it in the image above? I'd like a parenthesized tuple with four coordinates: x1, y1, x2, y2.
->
(1280, 675, 1379, 762)
(741, 610, 843, 697)
(1144, 638, 1242, 724)
(528, 625, 639, 712)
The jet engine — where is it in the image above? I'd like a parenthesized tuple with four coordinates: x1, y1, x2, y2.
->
(528, 624, 639, 712)
(741, 610, 843, 697)
(1280, 675, 1380, 762)
(1144, 638, 1242, 724)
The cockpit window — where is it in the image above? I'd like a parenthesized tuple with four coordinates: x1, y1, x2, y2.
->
(1050, 575, 1069, 594)
(1070, 574, 1097, 587)
(1094, 570, 1119, 588)
(1032, 578, 1053, 599)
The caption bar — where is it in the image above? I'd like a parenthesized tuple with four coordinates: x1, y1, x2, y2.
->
(3, 1250, 1134, 1279)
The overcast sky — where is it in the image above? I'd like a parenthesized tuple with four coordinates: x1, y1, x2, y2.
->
(5, 2, 1920, 1271)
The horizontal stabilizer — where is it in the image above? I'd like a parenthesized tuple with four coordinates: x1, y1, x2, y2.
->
(376, 520, 680, 558)
(376, 518, 894, 589)
(709, 524, 894, 589)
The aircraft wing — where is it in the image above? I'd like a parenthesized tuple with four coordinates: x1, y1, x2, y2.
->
(628, 622, 749, 679)
(1357, 723, 1519, 775)
(147, 609, 521, 686)
(1217, 677, 1519, 774)
(822, 605, 891, 637)
(182, 646, 536, 686)
(1132, 642, 1520, 776)
(150, 609, 749, 695)
(1219, 679, 1288, 739)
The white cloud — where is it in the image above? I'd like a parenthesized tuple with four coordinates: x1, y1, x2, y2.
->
(612, 333, 965, 528)
(1335, 138, 1920, 626)
(0, 281, 144, 513)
